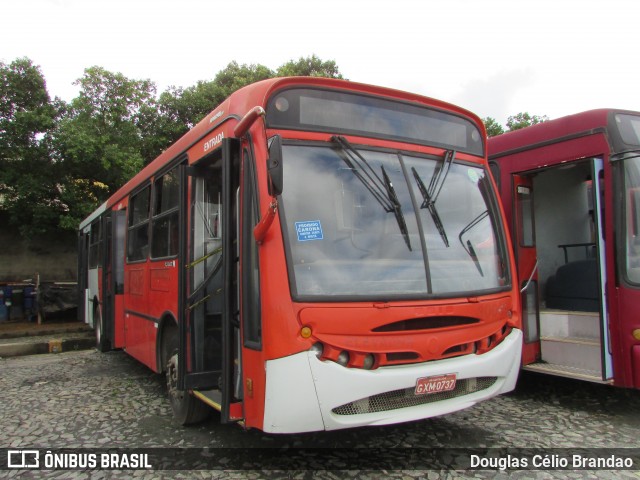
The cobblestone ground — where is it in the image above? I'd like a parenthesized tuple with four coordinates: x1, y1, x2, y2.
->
(1, 350, 640, 479)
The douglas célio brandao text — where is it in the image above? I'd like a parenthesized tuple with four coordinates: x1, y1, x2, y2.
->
(470, 453, 634, 471)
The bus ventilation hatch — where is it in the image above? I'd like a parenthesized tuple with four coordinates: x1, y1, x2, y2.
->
(331, 377, 497, 415)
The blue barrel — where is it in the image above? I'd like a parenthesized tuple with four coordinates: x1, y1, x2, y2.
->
(23, 286, 34, 310)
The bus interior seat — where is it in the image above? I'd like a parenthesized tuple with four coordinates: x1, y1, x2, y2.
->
(545, 259, 599, 312)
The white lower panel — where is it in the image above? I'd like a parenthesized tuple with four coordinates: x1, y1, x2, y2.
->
(263, 329, 522, 433)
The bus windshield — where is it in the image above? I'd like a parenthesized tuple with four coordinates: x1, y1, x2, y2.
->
(280, 143, 509, 300)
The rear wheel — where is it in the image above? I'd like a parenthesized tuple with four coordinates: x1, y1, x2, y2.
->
(94, 306, 110, 352)
(163, 327, 210, 425)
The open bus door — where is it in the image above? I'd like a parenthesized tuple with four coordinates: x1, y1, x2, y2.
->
(176, 139, 242, 424)
(96, 209, 126, 352)
(514, 160, 613, 383)
(513, 175, 541, 365)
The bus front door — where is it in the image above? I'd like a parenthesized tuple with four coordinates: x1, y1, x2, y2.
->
(178, 139, 242, 424)
(516, 159, 613, 383)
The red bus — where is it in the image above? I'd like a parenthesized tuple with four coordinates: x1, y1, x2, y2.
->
(78, 77, 522, 433)
(488, 109, 640, 389)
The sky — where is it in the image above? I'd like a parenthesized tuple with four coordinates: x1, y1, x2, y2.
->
(3, 0, 639, 126)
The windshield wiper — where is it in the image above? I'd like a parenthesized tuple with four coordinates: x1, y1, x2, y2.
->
(381, 165, 411, 251)
(331, 135, 412, 251)
(458, 210, 488, 277)
(411, 150, 456, 248)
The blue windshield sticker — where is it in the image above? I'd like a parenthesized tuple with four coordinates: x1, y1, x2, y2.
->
(295, 220, 324, 241)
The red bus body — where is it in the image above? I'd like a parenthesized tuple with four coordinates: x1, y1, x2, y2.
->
(79, 77, 522, 432)
(489, 109, 640, 388)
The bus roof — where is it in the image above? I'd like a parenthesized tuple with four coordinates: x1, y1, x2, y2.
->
(79, 76, 485, 228)
(487, 109, 623, 160)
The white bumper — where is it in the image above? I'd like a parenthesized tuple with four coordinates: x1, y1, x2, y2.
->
(263, 329, 522, 433)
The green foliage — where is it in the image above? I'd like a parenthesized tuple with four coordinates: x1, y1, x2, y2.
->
(506, 112, 549, 132)
(276, 55, 344, 79)
(214, 61, 275, 99)
(56, 66, 155, 181)
(0, 58, 61, 238)
(483, 117, 505, 138)
(484, 112, 549, 137)
(53, 67, 161, 229)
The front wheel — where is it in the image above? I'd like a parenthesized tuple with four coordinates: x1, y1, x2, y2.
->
(163, 329, 210, 425)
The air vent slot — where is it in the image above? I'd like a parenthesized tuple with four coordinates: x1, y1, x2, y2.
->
(386, 352, 420, 362)
(372, 316, 479, 332)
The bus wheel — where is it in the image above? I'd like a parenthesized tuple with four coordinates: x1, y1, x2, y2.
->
(94, 306, 109, 352)
(163, 331, 210, 425)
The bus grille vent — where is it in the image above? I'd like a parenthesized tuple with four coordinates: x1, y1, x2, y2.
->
(331, 377, 497, 416)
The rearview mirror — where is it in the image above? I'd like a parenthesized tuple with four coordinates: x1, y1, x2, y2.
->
(267, 135, 283, 196)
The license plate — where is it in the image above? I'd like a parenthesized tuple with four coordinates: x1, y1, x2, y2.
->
(415, 373, 457, 395)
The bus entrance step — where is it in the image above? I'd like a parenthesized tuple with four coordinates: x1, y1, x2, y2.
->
(539, 310, 600, 339)
(540, 335, 602, 372)
(193, 389, 222, 411)
(522, 362, 610, 384)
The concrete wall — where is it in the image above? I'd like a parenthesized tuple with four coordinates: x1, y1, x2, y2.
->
(0, 216, 77, 282)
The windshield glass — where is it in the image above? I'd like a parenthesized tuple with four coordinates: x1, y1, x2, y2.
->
(623, 155, 640, 285)
(280, 144, 509, 299)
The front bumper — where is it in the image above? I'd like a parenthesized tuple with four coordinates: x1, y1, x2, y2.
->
(263, 328, 522, 433)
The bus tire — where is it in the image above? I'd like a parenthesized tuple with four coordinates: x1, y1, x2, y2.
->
(94, 306, 110, 353)
(163, 329, 210, 425)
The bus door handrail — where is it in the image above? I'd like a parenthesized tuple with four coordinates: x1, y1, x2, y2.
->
(520, 258, 539, 293)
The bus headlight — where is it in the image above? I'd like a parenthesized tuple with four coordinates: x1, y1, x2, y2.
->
(337, 351, 350, 366)
(362, 354, 375, 370)
(310, 342, 324, 356)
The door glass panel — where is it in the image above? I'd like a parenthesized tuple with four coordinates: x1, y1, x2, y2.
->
(190, 173, 223, 373)
(521, 280, 539, 343)
(517, 185, 535, 247)
(114, 210, 126, 294)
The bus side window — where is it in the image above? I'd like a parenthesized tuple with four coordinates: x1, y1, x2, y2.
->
(242, 149, 262, 349)
(88, 220, 102, 269)
(151, 168, 180, 259)
(127, 185, 151, 262)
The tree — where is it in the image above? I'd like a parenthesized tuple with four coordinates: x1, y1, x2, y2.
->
(506, 112, 549, 132)
(154, 56, 345, 146)
(0, 57, 61, 238)
(54, 67, 159, 229)
(56, 66, 158, 185)
(276, 55, 344, 79)
(214, 61, 274, 99)
(483, 112, 549, 137)
(483, 117, 505, 137)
